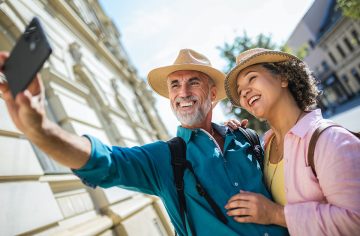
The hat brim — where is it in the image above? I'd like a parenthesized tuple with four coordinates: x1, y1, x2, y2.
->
(225, 51, 300, 107)
(147, 64, 226, 102)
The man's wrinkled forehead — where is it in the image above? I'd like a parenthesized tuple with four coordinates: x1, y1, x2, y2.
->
(167, 70, 211, 84)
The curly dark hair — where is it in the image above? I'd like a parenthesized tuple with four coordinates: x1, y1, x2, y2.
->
(261, 60, 320, 110)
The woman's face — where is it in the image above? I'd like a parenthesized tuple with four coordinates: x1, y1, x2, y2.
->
(236, 64, 286, 119)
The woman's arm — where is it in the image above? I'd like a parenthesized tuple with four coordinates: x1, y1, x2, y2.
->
(284, 127, 360, 235)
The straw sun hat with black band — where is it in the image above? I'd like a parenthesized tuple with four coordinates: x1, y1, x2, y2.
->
(224, 48, 301, 107)
(147, 49, 226, 102)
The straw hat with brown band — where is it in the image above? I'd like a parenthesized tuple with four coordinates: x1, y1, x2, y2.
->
(224, 48, 301, 107)
(147, 49, 226, 102)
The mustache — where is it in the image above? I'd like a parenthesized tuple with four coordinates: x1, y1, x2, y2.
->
(175, 95, 199, 103)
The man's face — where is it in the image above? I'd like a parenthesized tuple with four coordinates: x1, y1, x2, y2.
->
(167, 70, 216, 127)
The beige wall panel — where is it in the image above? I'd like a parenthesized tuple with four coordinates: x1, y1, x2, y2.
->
(123, 138, 141, 147)
(55, 93, 102, 127)
(48, 81, 88, 104)
(153, 199, 174, 236)
(0, 31, 14, 50)
(7, 0, 35, 23)
(0, 4, 25, 34)
(60, 215, 112, 236)
(117, 206, 167, 236)
(43, 20, 73, 49)
(137, 128, 154, 144)
(108, 195, 152, 220)
(110, 114, 138, 140)
(89, 187, 137, 209)
(56, 189, 95, 218)
(107, 93, 121, 110)
(103, 187, 137, 204)
(100, 81, 116, 95)
(98, 229, 117, 236)
(57, 210, 98, 229)
(81, 50, 115, 81)
(0, 99, 20, 134)
(347, 77, 360, 92)
(35, 211, 111, 236)
(48, 54, 71, 78)
(109, 79, 141, 121)
(0, 181, 63, 235)
(62, 121, 110, 145)
(44, 25, 67, 61)
(0, 136, 43, 176)
(49, 45, 66, 66)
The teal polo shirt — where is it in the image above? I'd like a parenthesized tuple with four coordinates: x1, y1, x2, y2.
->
(73, 123, 288, 236)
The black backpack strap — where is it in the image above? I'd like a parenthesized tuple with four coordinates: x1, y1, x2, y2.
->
(237, 127, 264, 170)
(307, 123, 360, 177)
(168, 137, 228, 235)
(185, 163, 228, 224)
(167, 137, 196, 236)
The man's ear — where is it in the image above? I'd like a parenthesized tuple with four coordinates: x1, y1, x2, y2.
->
(210, 86, 217, 101)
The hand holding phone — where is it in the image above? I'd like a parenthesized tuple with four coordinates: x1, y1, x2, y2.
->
(2, 17, 52, 97)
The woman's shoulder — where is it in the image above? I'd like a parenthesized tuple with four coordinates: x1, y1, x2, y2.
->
(263, 130, 274, 150)
(310, 119, 359, 144)
(310, 120, 360, 163)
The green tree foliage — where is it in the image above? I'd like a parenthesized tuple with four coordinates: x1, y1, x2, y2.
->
(217, 32, 283, 134)
(337, 0, 360, 19)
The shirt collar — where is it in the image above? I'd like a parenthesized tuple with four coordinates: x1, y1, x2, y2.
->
(213, 122, 228, 137)
(176, 122, 228, 143)
(289, 109, 323, 138)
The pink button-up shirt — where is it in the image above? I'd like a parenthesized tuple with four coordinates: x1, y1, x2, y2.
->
(264, 109, 360, 236)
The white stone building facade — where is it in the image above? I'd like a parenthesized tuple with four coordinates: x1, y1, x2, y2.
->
(0, 0, 172, 235)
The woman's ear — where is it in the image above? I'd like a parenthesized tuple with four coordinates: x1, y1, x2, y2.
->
(281, 79, 288, 88)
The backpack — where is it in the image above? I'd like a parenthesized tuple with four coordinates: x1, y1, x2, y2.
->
(167, 127, 263, 236)
(307, 123, 360, 177)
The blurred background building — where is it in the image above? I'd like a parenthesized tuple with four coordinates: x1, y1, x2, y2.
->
(0, 0, 172, 235)
(287, 0, 360, 131)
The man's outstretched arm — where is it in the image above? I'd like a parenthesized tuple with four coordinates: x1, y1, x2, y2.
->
(0, 52, 90, 169)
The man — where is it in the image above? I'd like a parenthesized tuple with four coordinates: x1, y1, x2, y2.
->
(0, 49, 287, 235)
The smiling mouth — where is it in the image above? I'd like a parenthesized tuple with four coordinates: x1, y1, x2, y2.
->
(248, 95, 260, 106)
(178, 100, 197, 108)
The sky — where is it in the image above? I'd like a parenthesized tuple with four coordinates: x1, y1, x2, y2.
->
(98, 0, 315, 136)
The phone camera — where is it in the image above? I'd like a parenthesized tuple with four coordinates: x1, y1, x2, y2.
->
(29, 41, 37, 51)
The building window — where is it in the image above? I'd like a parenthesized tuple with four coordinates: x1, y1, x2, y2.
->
(308, 40, 315, 49)
(351, 68, 360, 85)
(325, 76, 335, 85)
(341, 74, 355, 96)
(321, 60, 329, 71)
(343, 37, 354, 51)
(328, 52, 337, 65)
(352, 30, 360, 45)
(342, 74, 349, 82)
(336, 44, 346, 58)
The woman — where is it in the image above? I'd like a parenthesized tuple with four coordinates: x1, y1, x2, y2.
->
(223, 48, 360, 235)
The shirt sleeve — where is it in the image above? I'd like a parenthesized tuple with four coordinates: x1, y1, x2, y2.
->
(72, 135, 171, 196)
(285, 127, 360, 236)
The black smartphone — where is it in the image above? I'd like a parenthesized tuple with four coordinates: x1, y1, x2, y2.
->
(3, 17, 52, 97)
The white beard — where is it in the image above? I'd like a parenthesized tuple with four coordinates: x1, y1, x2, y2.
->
(171, 93, 212, 126)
